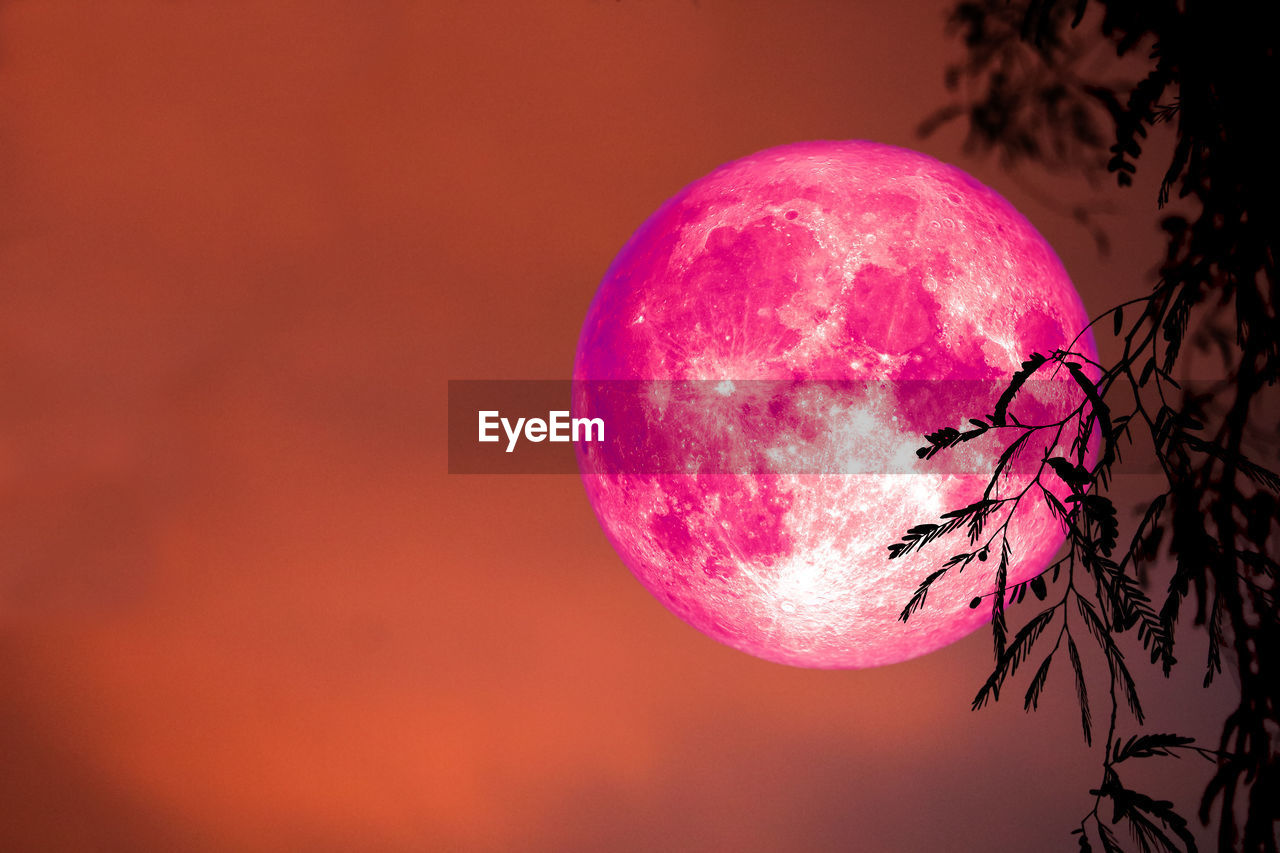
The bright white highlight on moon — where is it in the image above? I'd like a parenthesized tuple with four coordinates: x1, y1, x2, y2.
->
(574, 141, 1097, 668)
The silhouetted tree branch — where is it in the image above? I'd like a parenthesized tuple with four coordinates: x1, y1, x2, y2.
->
(897, 1, 1280, 850)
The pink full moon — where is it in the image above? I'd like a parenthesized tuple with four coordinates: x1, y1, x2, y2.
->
(574, 141, 1096, 668)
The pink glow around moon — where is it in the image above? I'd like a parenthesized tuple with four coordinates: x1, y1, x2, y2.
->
(574, 141, 1096, 668)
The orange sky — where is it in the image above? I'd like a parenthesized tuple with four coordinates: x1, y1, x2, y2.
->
(0, 2, 1234, 850)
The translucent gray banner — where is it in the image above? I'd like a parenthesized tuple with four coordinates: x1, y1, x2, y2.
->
(446, 379, 1141, 476)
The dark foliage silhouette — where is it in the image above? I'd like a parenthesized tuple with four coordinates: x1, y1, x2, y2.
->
(895, 1, 1280, 850)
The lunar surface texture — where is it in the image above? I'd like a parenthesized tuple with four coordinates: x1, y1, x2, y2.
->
(574, 141, 1096, 668)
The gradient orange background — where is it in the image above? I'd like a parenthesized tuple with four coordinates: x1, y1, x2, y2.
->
(0, 2, 1233, 850)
